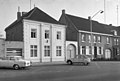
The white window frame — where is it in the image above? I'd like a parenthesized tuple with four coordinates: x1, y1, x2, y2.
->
(30, 45, 37, 57)
(98, 36, 101, 43)
(44, 46, 50, 57)
(82, 46, 86, 54)
(117, 39, 119, 45)
(31, 29, 37, 38)
(99, 47, 102, 54)
(57, 31, 61, 40)
(107, 37, 110, 44)
(114, 38, 117, 45)
(93, 35, 97, 43)
(45, 30, 50, 39)
(117, 47, 119, 55)
(88, 35, 91, 43)
(82, 34, 85, 42)
(114, 30, 117, 36)
(56, 46, 62, 56)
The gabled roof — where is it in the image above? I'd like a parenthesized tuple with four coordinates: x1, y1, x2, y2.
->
(5, 7, 62, 31)
(64, 14, 120, 36)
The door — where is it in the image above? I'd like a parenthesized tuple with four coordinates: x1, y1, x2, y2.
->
(67, 44, 76, 59)
(105, 49, 111, 59)
(94, 46, 97, 59)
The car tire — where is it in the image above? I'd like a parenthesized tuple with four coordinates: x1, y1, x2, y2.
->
(67, 60, 73, 65)
(84, 62, 89, 66)
(13, 64, 20, 70)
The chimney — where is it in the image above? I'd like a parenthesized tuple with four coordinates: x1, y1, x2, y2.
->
(109, 24, 112, 26)
(88, 16, 91, 20)
(62, 9, 65, 14)
(22, 12, 27, 16)
(17, 6, 21, 20)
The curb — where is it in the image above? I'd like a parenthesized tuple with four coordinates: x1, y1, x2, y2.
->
(31, 61, 66, 66)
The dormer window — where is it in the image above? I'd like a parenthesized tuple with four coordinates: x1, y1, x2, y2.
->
(114, 30, 117, 36)
(111, 30, 117, 36)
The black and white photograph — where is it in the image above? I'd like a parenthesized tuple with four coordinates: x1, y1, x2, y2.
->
(0, 0, 120, 81)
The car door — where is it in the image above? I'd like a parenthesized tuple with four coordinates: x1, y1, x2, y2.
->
(78, 55, 84, 62)
(73, 55, 79, 62)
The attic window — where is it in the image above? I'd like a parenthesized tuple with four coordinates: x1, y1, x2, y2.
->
(114, 30, 117, 36)
(111, 30, 117, 36)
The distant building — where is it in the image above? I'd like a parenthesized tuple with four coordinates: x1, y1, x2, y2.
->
(59, 10, 120, 60)
(0, 38, 5, 57)
(5, 7, 66, 62)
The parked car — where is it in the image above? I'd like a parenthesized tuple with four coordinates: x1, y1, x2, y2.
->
(0, 56, 31, 70)
(66, 55, 91, 65)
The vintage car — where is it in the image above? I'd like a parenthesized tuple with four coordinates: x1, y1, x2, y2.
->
(0, 56, 31, 70)
(66, 55, 91, 65)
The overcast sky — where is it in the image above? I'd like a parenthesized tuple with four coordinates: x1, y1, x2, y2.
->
(0, 0, 119, 37)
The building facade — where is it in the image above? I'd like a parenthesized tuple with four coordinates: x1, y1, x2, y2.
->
(59, 10, 120, 60)
(5, 7, 66, 62)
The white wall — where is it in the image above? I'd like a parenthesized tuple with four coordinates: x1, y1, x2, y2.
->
(23, 19, 66, 62)
(51, 24, 66, 62)
(23, 20, 40, 62)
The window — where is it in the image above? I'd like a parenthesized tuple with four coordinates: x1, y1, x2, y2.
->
(45, 30, 50, 39)
(44, 46, 50, 56)
(114, 38, 117, 45)
(88, 35, 91, 43)
(57, 31, 61, 40)
(99, 47, 102, 54)
(93, 35, 97, 43)
(30, 45, 37, 57)
(117, 48, 119, 55)
(56, 46, 62, 56)
(31, 29, 37, 38)
(107, 37, 110, 44)
(114, 30, 117, 36)
(82, 34, 85, 42)
(89, 46, 92, 54)
(117, 39, 119, 45)
(82, 46, 86, 54)
(98, 36, 101, 43)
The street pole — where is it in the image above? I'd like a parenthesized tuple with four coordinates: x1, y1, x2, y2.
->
(90, 10, 104, 60)
(90, 16, 93, 60)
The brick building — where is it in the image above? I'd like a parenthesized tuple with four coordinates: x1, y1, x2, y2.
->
(59, 10, 120, 60)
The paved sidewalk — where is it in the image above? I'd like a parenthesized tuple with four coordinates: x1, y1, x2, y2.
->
(31, 61, 66, 66)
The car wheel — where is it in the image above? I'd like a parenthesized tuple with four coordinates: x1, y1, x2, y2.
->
(67, 60, 73, 65)
(13, 64, 20, 70)
(84, 62, 89, 66)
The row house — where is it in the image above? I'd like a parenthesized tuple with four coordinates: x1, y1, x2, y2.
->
(5, 7, 66, 62)
(59, 10, 120, 60)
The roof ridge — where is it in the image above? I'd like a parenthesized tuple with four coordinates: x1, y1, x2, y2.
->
(23, 7, 37, 19)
